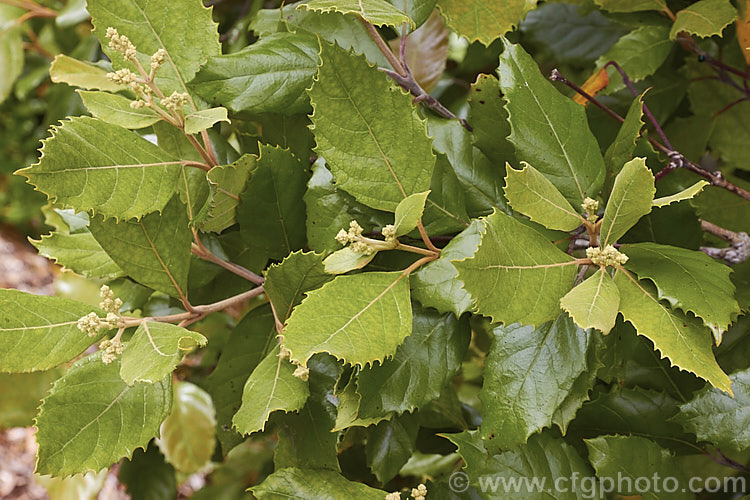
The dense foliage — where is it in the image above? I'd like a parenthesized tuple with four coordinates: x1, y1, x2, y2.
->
(1, 0, 750, 498)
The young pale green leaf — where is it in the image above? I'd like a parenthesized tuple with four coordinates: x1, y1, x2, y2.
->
(393, 190, 430, 236)
(498, 39, 605, 203)
(238, 144, 307, 260)
(78, 91, 160, 129)
(438, 0, 537, 46)
(49, 55, 121, 92)
(89, 197, 192, 299)
(445, 430, 593, 499)
(600, 157, 655, 246)
(273, 355, 341, 472)
(604, 94, 644, 194)
(676, 367, 750, 452)
(669, 0, 736, 39)
(504, 163, 585, 231)
(190, 32, 319, 115)
(18, 117, 182, 220)
(621, 242, 740, 343)
(356, 307, 470, 418)
(0, 290, 104, 373)
(560, 269, 620, 334)
(594, 0, 667, 12)
(366, 413, 419, 483)
(299, 0, 414, 28)
(613, 270, 732, 394)
(35, 352, 171, 477)
(184, 107, 229, 135)
(454, 211, 578, 326)
(479, 314, 601, 450)
(597, 25, 672, 88)
(232, 345, 310, 435)
(412, 219, 482, 316)
(203, 305, 276, 453)
(88, 0, 220, 99)
(283, 271, 412, 367)
(323, 247, 377, 275)
(264, 251, 332, 322)
(31, 231, 123, 280)
(333, 376, 389, 430)
(120, 321, 207, 385)
(585, 435, 691, 500)
(252, 468, 385, 499)
(156, 382, 215, 474)
(0, 6, 23, 104)
(200, 154, 255, 233)
(308, 40, 435, 212)
(652, 181, 709, 207)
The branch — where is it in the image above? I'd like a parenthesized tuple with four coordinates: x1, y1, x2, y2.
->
(191, 242, 264, 285)
(700, 220, 750, 264)
(549, 69, 750, 202)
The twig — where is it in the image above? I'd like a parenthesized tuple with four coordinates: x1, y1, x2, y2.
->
(549, 69, 750, 202)
(191, 242, 264, 285)
(357, 15, 405, 76)
(700, 220, 750, 264)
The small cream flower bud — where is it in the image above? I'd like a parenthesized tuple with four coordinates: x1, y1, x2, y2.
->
(150, 48, 167, 70)
(381, 224, 396, 241)
(279, 346, 291, 359)
(385, 493, 401, 500)
(292, 365, 309, 381)
(130, 99, 146, 109)
(335, 229, 349, 246)
(411, 484, 427, 499)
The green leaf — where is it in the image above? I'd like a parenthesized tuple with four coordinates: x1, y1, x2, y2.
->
(613, 269, 731, 393)
(653, 181, 709, 207)
(324, 247, 377, 275)
(31, 231, 124, 280)
(89, 197, 192, 299)
(676, 367, 750, 452)
(504, 163, 585, 231)
(467, 74, 515, 169)
(394, 190, 430, 236)
(421, 155, 471, 235)
(252, 468, 385, 499)
(309, 39, 435, 212)
(597, 25, 673, 89)
(283, 271, 412, 367)
(411, 219, 482, 316)
(366, 413, 419, 483)
(604, 94, 645, 194)
(387, 0, 437, 27)
(184, 107, 229, 135)
(200, 154, 254, 233)
(264, 251, 333, 322)
(594, 0, 667, 13)
(203, 305, 276, 453)
(18, 117, 182, 220)
(35, 352, 171, 477)
(0, 7, 24, 104)
(0, 369, 64, 427)
(454, 211, 578, 326)
(156, 381, 215, 474)
(669, 0, 736, 40)
(120, 321, 207, 385)
(0, 290, 104, 373)
(479, 313, 601, 450)
(445, 430, 593, 500)
(190, 32, 319, 115)
(78, 90, 160, 129)
(56, 0, 88, 27)
(438, 0, 537, 46)
(600, 157, 655, 246)
(498, 39, 605, 203)
(119, 443, 177, 500)
(88, 0, 220, 99)
(585, 435, 691, 500)
(333, 375, 387, 430)
(303, 161, 390, 253)
(232, 345, 310, 435)
(560, 269, 620, 334)
(622, 242, 740, 343)
(238, 144, 308, 260)
(274, 354, 341, 472)
(356, 306, 470, 418)
(299, 0, 414, 28)
(49, 55, 122, 92)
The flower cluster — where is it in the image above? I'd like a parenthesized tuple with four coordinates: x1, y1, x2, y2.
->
(105, 27, 137, 62)
(151, 48, 167, 71)
(292, 365, 309, 381)
(586, 245, 628, 267)
(106, 68, 139, 88)
(99, 338, 124, 365)
(381, 224, 396, 243)
(335, 220, 399, 255)
(384, 484, 427, 500)
(76, 286, 123, 337)
(99, 285, 122, 314)
(582, 197, 599, 223)
(161, 91, 189, 113)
